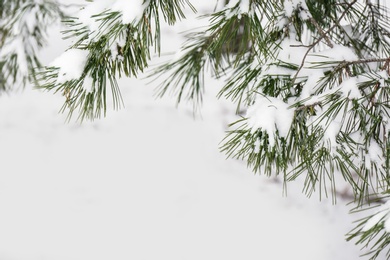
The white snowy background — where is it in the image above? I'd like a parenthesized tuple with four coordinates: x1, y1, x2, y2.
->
(0, 1, 371, 259)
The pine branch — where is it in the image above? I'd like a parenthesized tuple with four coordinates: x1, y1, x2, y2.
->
(308, 17, 334, 48)
(37, 0, 196, 121)
(0, 0, 64, 91)
(291, 0, 358, 84)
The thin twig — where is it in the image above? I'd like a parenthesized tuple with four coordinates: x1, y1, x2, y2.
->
(290, 44, 311, 47)
(291, 0, 358, 84)
(334, 57, 390, 72)
(308, 17, 334, 48)
(344, 57, 390, 65)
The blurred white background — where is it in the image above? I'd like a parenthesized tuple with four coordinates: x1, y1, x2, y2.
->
(0, 1, 365, 259)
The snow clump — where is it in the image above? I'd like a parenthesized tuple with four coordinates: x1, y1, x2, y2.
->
(363, 201, 390, 232)
(50, 49, 89, 84)
(246, 95, 294, 147)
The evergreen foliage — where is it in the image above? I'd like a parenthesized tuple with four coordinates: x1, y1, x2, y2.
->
(2, 0, 390, 259)
(0, 0, 63, 91)
(37, 0, 195, 120)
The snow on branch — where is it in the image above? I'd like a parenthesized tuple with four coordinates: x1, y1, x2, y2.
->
(0, 0, 63, 91)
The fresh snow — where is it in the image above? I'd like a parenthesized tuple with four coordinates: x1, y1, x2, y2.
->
(0, 37, 29, 76)
(338, 77, 363, 100)
(246, 95, 294, 147)
(77, 0, 113, 33)
(111, 0, 145, 24)
(363, 201, 390, 232)
(77, 0, 146, 36)
(50, 49, 89, 84)
(283, 0, 309, 18)
(226, 0, 251, 13)
(313, 44, 359, 62)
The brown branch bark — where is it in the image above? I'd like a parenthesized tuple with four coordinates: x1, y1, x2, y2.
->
(308, 17, 334, 48)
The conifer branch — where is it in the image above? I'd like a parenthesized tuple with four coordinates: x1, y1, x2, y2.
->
(3, 1, 390, 257)
(291, 0, 358, 84)
(308, 17, 334, 48)
(343, 57, 390, 66)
